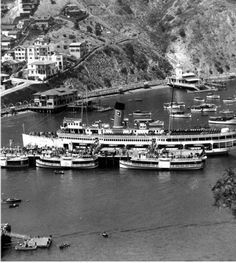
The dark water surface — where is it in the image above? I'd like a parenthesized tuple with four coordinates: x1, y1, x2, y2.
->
(1, 81, 236, 260)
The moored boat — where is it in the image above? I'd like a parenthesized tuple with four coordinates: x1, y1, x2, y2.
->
(3, 198, 22, 204)
(15, 240, 37, 251)
(222, 97, 236, 103)
(206, 94, 220, 100)
(22, 102, 236, 156)
(133, 110, 152, 118)
(191, 103, 217, 112)
(0, 155, 29, 169)
(163, 102, 185, 110)
(169, 111, 191, 118)
(194, 97, 205, 103)
(36, 154, 98, 169)
(120, 148, 206, 170)
(209, 116, 236, 125)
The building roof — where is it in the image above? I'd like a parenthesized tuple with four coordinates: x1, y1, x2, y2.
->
(8, 30, 20, 35)
(30, 61, 56, 65)
(14, 45, 26, 50)
(1, 35, 14, 42)
(1, 24, 16, 31)
(69, 42, 83, 47)
(34, 87, 77, 96)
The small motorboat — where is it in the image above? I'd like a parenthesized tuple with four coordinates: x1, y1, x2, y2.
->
(134, 98, 143, 102)
(102, 232, 109, 238)
(54, 170, 64, 174)
(59, 243, 70, 249)
(9, 203, 19, 208)
(194, 97, 205, 103)
(96, 106, 113, 112)
(4, 198, 22, 204)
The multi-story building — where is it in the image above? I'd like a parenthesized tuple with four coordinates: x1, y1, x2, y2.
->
(17, 0, 39, 16)
(27, 44, 51, 64)
(1, 24, 18, 37)
(1, 35, 15, 51)
(14, 46, 27, 61)
(32, 16, 54, 30)
(48, 52, 67, 71)
(69, 41, 88, 59)
(28, 61, 58, 80)
(30, 87, 78, 113)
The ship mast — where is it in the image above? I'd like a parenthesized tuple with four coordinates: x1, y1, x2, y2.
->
(168, 87, 175, 133)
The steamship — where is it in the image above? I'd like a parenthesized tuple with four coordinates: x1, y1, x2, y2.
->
(22, 102, 236, 155)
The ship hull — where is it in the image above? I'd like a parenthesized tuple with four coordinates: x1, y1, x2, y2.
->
(120, 160, 204, 170)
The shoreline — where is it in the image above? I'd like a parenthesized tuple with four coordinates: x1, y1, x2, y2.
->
(1, 84, 169, 118)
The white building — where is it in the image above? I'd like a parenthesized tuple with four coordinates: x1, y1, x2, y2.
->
(14, 45, 27, 61)
(27, 44, 51, 64)
(28, 61, 58, 80)
(69, 41, 88, 59)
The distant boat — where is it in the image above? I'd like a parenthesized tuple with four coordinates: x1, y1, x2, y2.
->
(206, 94, 220, 100)
(219, 110, 234, 115)
(133, 110, 152, 118)
(9, 203, 19, 208)
(209, 116, 236, 125)
(222, 97, 236, 103)
(54, 170, 64, 174)
(169, 111, 191, 118)
(4, 198, 22, 204)
(96, 106, 113, 112)
(163, 102, 185, 110)
(134, 98, 143, 102)
(194, 97, 205, 103)
(59, 243, 70, 249)
(191, 103, 217, 112)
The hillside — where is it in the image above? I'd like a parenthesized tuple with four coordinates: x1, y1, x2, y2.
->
(2, 0, 236, 97)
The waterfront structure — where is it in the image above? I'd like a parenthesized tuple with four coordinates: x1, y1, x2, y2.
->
(22, 102, 236, 155)
(167, 64, 206, 91)
(1, 224, 11, 250)
(69, 41, 88, 59)
(29, 87, 78, 112)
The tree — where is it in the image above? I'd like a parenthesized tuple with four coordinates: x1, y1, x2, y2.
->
(87, 25, 93, 33)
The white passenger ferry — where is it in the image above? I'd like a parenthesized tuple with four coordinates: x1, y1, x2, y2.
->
(0, 155, 29, 168)
(119, 149, 206, 170)
(22, 102, 236, 155)
(36, 154, 98, 169)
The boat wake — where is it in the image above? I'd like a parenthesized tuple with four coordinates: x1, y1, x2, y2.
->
(53, 219, 236, 239)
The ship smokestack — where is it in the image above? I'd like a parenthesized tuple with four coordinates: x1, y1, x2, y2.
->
(113, 102, 125, 128)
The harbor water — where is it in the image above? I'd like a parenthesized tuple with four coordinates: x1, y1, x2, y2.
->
(1, 81, 236, 260)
